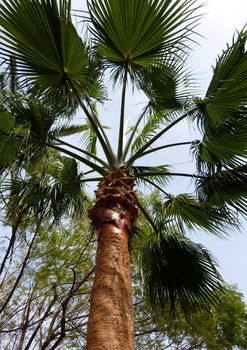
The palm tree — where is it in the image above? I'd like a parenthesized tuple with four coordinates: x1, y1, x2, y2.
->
(0, 0, 247, 349)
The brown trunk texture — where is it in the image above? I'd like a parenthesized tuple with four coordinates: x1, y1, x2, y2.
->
(86, 170, 138, 350)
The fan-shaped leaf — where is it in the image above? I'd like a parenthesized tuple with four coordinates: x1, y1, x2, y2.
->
(194, 29, 247, 128)
(87, 0, 202, 75)
(142, 231, 224, 312)
(0, 0, 91, 97)
(196, 164, 247, 215)
(151, 192, 238, 236)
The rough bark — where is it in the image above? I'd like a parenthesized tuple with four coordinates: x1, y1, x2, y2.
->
(86, 170, 138, 350)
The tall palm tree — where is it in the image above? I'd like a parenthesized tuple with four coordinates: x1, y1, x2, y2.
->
(0, 0, 247, 349)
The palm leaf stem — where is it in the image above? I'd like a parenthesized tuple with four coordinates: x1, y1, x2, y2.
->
(84, 169, 97, 176)
(52, 137, 109, 168)
(140, 141, 194, 158)
(168, 172, 206, 179)
(136, 200, 158, 234)
(138, 177, 170, 197)
(135, 172, 205, 179)
(79, 177, 103, 183)
(70, 85, 115, 167)
(126, 108, 197, 167)
(122, 106, 148, 161)
(86, 97, 115, 160)
(117, 65, 128, 164)
(80, 101, 115, 168)
(36, 140, 106, 176)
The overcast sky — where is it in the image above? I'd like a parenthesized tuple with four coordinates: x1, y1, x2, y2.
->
(72, 0, 247, 300)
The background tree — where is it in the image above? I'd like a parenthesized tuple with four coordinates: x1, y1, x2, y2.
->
(0, 0, 247, 349)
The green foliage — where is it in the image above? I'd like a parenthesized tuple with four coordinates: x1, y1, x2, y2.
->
(4, 152, 89, 221)
(141, 231, 224, 312)
(0, 109, 15, 133)
(196, 164, 247, 215)
(0, 216, 96, 349)
(0, 0, 91, 98)
(135, 284, 247, 349)
(151, 191, 238, 235)
(87, 0, 202, 75)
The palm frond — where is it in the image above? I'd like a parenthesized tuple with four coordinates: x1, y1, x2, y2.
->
(80, 124, 98, 156)
(0, 107, 15, 133)
(0, 0, 91, 98)
(193, 28, 247, 128)
(192, 114, 247, 173)
(151, 192, 239, 236)
(126, 108, 194, 166)
(141, 230, 225, 312)
(130, 112, 167, 154)
(0, 105, 29, 169)
(87, 0, 203, 77)
(191, 139, 223, 175)
(4, 155, 90, 220)
(196, 164, 247, 215)
(136, 57, 192, 113)
(50, 124, 90, 138)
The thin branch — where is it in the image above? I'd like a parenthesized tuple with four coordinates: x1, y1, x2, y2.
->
(135, 327, 160, 337)
(16, 291, 34, 350)
(0, 219, 20, 277)
(41, 267, 95, 350)
(0, 219, 42, 315)
(23, 296, 57, 350)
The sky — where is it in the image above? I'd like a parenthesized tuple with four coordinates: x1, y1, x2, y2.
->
(71, 0, 247, 300)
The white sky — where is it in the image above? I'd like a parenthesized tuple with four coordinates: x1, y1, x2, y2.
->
(72, 0, 247, 300)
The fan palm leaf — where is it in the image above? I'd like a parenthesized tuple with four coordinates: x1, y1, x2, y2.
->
(0, 0, 91, 97)
(3, 153, 90, 220)
(196, 164, 247, 215)
(193, 29, 247, 129)
(141, 230, 224, 312)
(87, 0, 202, 74)
(150, 192, 238, 236)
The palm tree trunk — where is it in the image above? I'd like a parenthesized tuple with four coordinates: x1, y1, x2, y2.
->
(86, 170, 138, 350)
(86, 222, 134, 349)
